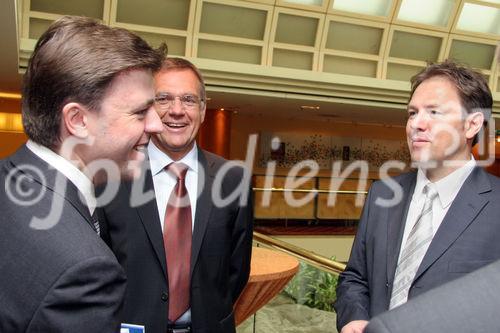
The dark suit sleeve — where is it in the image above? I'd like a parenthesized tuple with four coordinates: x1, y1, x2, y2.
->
(228, 181, 254, 303)
(334, 186, 374, 330)
(365, 260, 500, 333)
(27, 256, 126, 333)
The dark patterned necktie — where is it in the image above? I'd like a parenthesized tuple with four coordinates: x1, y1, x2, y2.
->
(91, 210, 100, 236)
(163, 162, 192, 322)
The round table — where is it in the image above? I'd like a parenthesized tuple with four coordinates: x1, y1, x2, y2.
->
(234, 246, 299, 325)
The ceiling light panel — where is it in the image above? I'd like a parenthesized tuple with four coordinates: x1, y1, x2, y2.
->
(480, 0, 500, 4)
(275, 13, 319, 46)
(116, 0, 190, 30)
(397, 0, 455, 27)
(323, 55, 378, 77)
(31, 0, 104, 19)
(332, 0, 393, 17)
(197, 39, 262, 64)
(133, 31, 186, 56)
(456, 2, 500, 35)
(272, 48, 314, 70)
(200, 2, 268, 40)
(283, 0, 324, 6)
(448, 39, 497, 70)
(390, 30, 443, 62)
(326, 21, 384, 55)
(28, 18, 53, 39)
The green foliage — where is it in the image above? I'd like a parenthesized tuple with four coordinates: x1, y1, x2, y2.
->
(283, 260, 338, 312)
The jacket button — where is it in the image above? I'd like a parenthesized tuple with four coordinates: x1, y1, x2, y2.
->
(161, 292, 168, 301)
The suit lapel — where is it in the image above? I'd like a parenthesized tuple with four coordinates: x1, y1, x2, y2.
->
(11, 145, 95, 231)
(387, 172, 417, 287)
(133, 164, 167, 278)
(414, 167, 491, 280)
(191, 149, 214, 276)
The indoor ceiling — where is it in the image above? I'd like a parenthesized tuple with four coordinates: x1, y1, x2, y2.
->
(206, 90, 407, 126)
(1, 0, 499, 129)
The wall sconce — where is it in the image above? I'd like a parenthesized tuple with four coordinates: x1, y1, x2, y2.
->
(0, 112, 23, 133)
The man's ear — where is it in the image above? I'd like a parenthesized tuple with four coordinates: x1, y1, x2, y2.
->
(465, 111, 484, 140)
(200, 104, 206, 124)
(61, 102, 89, 138)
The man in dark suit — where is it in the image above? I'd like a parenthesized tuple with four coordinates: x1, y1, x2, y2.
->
(101, 58, 253, 333)
(0, 16, 164, 332)
(334, 60, 500, 333)
(364, 259, 500, 333)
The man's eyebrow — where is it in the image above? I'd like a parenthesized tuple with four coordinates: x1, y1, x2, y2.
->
(407, 103, 440, 111)
(132, 98, 155, 111)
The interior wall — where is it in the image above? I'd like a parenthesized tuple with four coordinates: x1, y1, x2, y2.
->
(230, 112, 406, 176)
(0, 132, 27, 158)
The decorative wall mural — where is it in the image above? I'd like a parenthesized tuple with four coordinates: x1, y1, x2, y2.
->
(259, 132, 410, 169)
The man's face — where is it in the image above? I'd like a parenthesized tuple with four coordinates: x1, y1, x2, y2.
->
(406, 75, 474, 167)
(152, 69, 205, 161)
(87, 69, 163, 180)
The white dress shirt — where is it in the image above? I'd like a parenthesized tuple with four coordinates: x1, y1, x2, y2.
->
(148, 140, 199, 324)
(26, 140, 96, 215)
(398, 158, 476, 260)
(148, 140, 198, 232)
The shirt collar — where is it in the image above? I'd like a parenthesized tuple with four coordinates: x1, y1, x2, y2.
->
(26, 140, 96, 215)
(148, 140, 198, 177)
(416, 157, 476, 208)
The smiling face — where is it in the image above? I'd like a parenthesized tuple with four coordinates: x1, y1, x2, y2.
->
(85, 69, 163, 180)
(152, 68, 206, 161)
(406, 76, 480, 176)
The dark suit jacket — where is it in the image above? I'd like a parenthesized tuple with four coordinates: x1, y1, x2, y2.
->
(101, 148, 253, 333)
(365, 259, 500, 333)
(334, 167, 500, 331)
(0, 145, 126, 332)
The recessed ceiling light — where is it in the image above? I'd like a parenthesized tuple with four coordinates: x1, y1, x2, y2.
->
(300, 105, 320, 111)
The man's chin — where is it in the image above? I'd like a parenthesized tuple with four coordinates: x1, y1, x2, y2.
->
(411, 155, 439, 170)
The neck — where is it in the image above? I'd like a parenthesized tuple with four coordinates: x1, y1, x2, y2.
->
(422, 158, 470, 182)
(54, 139, 94, 184)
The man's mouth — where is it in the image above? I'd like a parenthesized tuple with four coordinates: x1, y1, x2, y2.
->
(165, 122, 187, 129)
(411, 135, 431, 143)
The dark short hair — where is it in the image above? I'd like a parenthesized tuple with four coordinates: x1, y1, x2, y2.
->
(157, 57, 206, 103)
(410, 60, 492, 145)
(22, 16, 165, 148)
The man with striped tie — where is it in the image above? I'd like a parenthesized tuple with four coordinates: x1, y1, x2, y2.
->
(334, 60, 500, 333)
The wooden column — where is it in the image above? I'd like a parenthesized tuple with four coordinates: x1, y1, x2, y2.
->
(198, 108, 231, 159)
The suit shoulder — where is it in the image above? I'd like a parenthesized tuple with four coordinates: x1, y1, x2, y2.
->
(486, 172, 500, 187)
(201, 149, 227, 166)
(201, 149, 247, 176)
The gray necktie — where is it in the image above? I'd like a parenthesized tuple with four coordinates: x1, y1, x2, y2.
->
(389, 184, 438, 309)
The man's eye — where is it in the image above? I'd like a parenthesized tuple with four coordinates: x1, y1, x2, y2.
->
(182, 96, 197, 104)
(156, 95, 174, 103)
(408, 111, 416, 117)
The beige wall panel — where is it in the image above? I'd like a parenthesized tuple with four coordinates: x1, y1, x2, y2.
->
(274, 235, 355, 262)
(254, 175, 316, 219)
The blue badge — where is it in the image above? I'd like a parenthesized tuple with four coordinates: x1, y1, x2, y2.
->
(120, 323, 145, 333)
